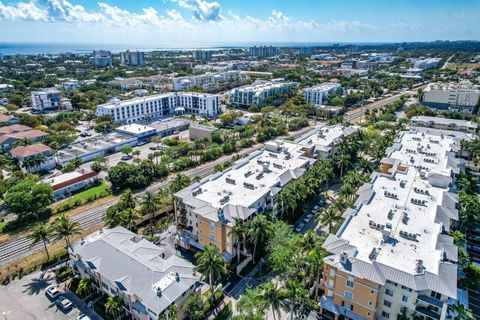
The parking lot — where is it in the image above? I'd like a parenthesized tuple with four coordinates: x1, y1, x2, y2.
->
(0, 270, 80, 320)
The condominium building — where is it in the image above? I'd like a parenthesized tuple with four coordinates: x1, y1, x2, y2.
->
(414, 58, 442, 70)
(174, 140, 312, 260)
(229, 80, 297, 108)
(172, 71, 243, 91)
(303, 83, 342, 107)
(10, 143, 55, 173)
(120, 50, 145, 66)
(410, 116, 478, 134)
(0, 124, 49, 149)
(295, 125, 357, 159)
(249, 46, 277, 58)
(192, 50, 212, 62)
(422, 82, 480, 113)
(96, 92, 221, 124)
(69, 227, 201, 320)
(321, 130, 460, 320)
(91, 50, 112, 67)
(31, 89, 61, 111)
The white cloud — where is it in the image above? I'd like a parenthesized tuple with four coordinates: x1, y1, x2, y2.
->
(174, 0, 222, 21)
(0, 1, 48, 21)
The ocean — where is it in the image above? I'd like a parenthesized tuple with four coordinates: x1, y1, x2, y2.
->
(0, 42, 391, 56)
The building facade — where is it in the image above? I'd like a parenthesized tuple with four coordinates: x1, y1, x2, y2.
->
(422, 82, 480, 113)
(410, 116, 478, 134)
(192, 50, 212, 61)
(229, 80, 297, 108)
(44, 169, 99, 200)
(249, 46, 277, 58)
(69, 227, 201, 320)
(10, 143, 55, 173)
(303, 83, 342, 107)
(172, 71, 243, 91)
(120, 50, 145, 66)
(96, 92, 222, 124)
(92, 50, 112, 67)
(414, 58, 442, 70)
(31, 89, 61, 111)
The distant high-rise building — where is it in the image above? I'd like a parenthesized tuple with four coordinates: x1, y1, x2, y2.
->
(248, 45, 277, 58)
(192, 50, 213, 62)
(298, 47, 314, 55)
(91, 50, 112, 67)
(413, 58, 442, 70)
(120, 50, 145, 66)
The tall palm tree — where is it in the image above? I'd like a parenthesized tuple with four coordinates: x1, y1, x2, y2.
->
(316, 206, 341, 233)
(448, 302, 475, 320)
(29, 223, 51, 260)
(142, 191, 159, 232)
(304, 247, 327, 298)
(76, 278, 93, 297)
(248, 215, 271, 264)
(119, 208, 142, 231)
(159, 304, 177, 320)
(257, 281, 288, 320)
(284, 279, 309, 320)
(51, 213, 81, 247)
(105, 296, 123, 319)
(275, 190, 296, 220)
(232, 218, 247, 264)
(194, 245, 227, 301)
(336, 152, 351, 178)
(169, 174, 191, 194)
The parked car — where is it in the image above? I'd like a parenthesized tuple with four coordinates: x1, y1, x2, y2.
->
(138, 141, 147, 146)
(121, 155, 132, 161)
(78, 313, 92, 320)
(149, 146, 157, 150)
(56, 296, 73, 312)
(45, 285, 61, 299)
(303, 213, 313, 223)
(295, 223, 305, 233)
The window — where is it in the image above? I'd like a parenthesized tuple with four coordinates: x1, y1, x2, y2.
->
(401, 285, 412, 292)
(344, 291, 353, 300)
(382, 311, 390, 319)
(370, 289, 375, 295)
(386, 280, 398, 286)
(383, 300, 392, 308)
(346, 279, 355, 288)
(210, 234, 215, 241)
(329, 269, 336, 277)
(341, 301, 353, 311)
(385, 288, 394, 296)
(368, 301, 373, 306)
(402, 295, 408, 303)
(328, 279, 334, 288)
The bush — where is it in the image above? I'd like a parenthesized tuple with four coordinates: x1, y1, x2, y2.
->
(55, 266, 73, 282)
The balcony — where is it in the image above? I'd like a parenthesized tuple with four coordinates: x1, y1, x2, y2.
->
(415, 306, 441, 320)
(417, 295, 444, 308)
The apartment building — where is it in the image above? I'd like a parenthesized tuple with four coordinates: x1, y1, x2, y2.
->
(10, 143, 55, 173)
(174, 140, 312, 260)
(422, 81, 480, 113)
(249, 45, 277, 58)
(410, 116, 478, 134)
(229, 79, 297, 108)
(96, 92, 221, 124)
(172, 70, 243, 91)
(69, 227, 201, 320)
(303, 82, 342, 107)
(414, 58, 442, 70)
(295, 125, 357, 159)
(192, 50, 212, 62)
(120, 50, 145, 66)
(91, 50, 112, 67)
(31, 89, 61, 111)
(0, 124, 49, 149)
(321, 130, 460, 320)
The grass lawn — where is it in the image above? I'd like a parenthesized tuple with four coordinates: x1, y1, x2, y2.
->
(54, 181, 110, 212)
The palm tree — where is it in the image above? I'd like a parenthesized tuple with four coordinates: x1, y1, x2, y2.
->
(142, 191, 159, 232)
(105, 296, 123, 319)
(316, 206, 341, 233)
(448, 302, 475, 320)
(119, 208, 142, 231)
(76, 278, 93, 297)
(355, 157, 373, 174)
(257, 281, 288, 320)
(275, 190, 296, 220)
(169, 174, 191, 194)
(304, 247, 326, 298)
(248, 215, 271, 264)
(336, 152, 351, 178)
(284, 279, 309, 320)
(232, 218, 247, 264)
(159, 304, 177, 320)
(51, 213, 81, 247)
(29, 223, 51, 260)
(194, 245, 227, 301)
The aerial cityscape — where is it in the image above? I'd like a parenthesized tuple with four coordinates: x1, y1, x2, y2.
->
(0, 1, 480, 320)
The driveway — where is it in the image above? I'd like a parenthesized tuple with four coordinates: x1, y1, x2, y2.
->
(0, 271, 80, 320)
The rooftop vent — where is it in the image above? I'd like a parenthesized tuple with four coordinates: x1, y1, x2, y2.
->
(340, 251, 349, 264)
(415, 259, 425, 274)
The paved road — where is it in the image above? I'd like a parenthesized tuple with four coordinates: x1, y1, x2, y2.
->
(345, 84, 427, 122)
(0, 124, 318, 265)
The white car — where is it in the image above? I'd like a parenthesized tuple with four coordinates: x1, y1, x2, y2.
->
(78, 314, 92, 320)
(45, 285, 61, 299)
(303, 213, 313, 223)
(295, 223, 305, 233)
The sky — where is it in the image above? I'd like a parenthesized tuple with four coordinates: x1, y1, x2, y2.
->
(0, 0, 479, 46)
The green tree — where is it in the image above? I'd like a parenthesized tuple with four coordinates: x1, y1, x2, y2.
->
(91, 156, 108, 173)
(248, 215, 271, 263)
(159, 304, 177, 320)
(105, 296, 123, 319)
(51, 213, 81, 247)
(182, 294, 205, 320)
(284, 279, 310, 320)
(194, 245, 227, 301)
(316, 206, 341, 233)
(120, 145, 133, 157)
(336, 152, 351, 178)
(169, 174, 191, 194)
(448, 303, 475, 320)
(256, 281, 288, 320)
(119, 208, 142, 231)
(76, 278, 93, 297)
(4, 180, 53, 218)
(28, 223, 51, 260)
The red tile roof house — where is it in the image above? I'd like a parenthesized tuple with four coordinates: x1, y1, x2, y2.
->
(0, 126, 49, 149)
(10, 143, 56, 173)
(0, 114, 18, 126)
(43, 169, 99, 200)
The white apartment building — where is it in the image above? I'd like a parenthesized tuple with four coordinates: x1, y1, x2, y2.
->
(303, 82, 342, 107)
(422, 81, 480, 113)
(173, 71, 243, 91)
(31, 89, 61, 111)
(295, 125, 357, 159)
(96, 92, 221, 124)
(321, 130, 460, 320)
(414, 58, 442, 70)
(229, 79, 297, 108)
(410, 116, 478, 134)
